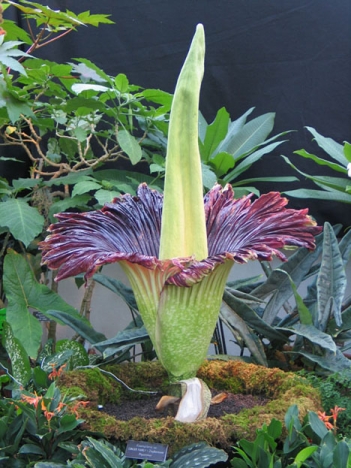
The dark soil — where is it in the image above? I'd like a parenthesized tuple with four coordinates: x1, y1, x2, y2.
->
(100, 391, 270, 420)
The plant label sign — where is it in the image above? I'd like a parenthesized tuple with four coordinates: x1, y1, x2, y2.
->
(125, 440, 168, 462)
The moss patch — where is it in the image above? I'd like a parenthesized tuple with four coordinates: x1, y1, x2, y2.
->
(60, 360, 321, 454)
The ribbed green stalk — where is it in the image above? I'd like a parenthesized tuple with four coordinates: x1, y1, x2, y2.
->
(159, 24, 208, 261)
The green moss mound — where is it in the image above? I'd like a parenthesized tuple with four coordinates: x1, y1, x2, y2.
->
(59, 360, 321, 454)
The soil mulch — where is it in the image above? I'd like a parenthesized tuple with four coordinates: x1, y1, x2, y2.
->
(100, 391, 270, 421)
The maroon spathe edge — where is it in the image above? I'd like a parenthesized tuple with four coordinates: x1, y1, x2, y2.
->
(40, 183, 322, 286)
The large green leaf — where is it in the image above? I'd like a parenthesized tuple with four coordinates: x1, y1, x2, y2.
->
(252, 233, 323, 325)
(278, 323, 336, 353)
(2, 321, 31, 387)
(200, 107, 230, 162)
(328, 304, 351, 337)
(117, 129, 142, 165)
(222, 290, 288, 343)
(220, 302, 268, 366)
(224, 140, 287, 182)
(296, 348, 351, 375)
(0, 198, 44, 247)
(217, 112, 275, 158)
(283, 188, 351, 203)
(317, 223, 346, 330)
(47, 310, 107, 353)
(94, 325, 150, 359)
(171, 442, 228, 468)
(306, 126, 346, 165)
(293, 149, 346, 173)
(93, 273, 138, 311)
(3, 250, 83, 357)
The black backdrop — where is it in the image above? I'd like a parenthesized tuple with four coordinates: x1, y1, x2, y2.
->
(5, 0, 351, 226)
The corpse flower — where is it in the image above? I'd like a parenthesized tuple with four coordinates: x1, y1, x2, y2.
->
(40, 24, 321, 422)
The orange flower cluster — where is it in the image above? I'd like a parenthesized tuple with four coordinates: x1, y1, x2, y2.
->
(48, 363, 67, 380)
(317, 406, 345, 434)
(20, 390, 89, 428)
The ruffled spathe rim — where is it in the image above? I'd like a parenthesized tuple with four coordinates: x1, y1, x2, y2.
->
(40, 183, 322, 287)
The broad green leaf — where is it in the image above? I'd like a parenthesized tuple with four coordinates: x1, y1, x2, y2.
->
(201, 162, 217, 190)
(328, 304, 351, 337)
(200, 107, 230, 161)
(94, 189, 121, 206)
(283, 187, 351, 203)
(0, 35, 28, 75)
(222, 289, 288, 343)
(278, 323, 336, 352)
(93, 273, 138, 311)
(333, 441, 350, 468)
(18, 444, 46, 456)
(252, 234, 323, 325)
(198, 111, 208, 143)
(343, 142, 351, 163)
(293, 148, 346, 173)
(71, 179, 102, 197)
(294, 446, 318, 465)
(3, 250, 83, 357)
(115, 73, 129, 93)
(214, 107, 255, 156)
(218, 112, 275, 158)
(220, 302, 268, 366)
(297, 348, 351, 374)
(117, 129, 142, 165)
(2, 321, 31, 387)
(0, 198, 44, 246)
(308, 411, 328, 439)
(81, 168, 156, 188)
(3, 92, 34, 123)
(49, 194, 91, 220)
(12, 178, 42, 191)
(233, 176, 298, 187)
(75, 11, 114, 26)
(95, 326, 150, 359)
(224, 140, 286, 183)
(45, 169, 93, 186)
(2, 19, 32, 44)
(142, 88, 173, 108)
(306, 126, 346, 165)
(317, 222, 346, 329)
(47, 310, 107, 352)
(55, 339, 89, 368)
(171, 442, 228, 468)
(64, 97, 105, 113)
(84, 437, 124, 467)
(287, 275, 313, 325)
(209, 151, 234, 177)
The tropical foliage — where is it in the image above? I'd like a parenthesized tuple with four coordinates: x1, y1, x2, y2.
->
(283, 127, 351, 203)
(221, 222, 351, 375)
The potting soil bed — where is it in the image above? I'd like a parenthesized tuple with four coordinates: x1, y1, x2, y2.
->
(101, 391, 270, 420)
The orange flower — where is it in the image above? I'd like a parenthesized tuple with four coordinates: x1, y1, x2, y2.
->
(71, 400, 90, 417)
(21, 392, 41, 409)
(318, 406, 345, 433)
(330, 405, 345, 423)
(48, 363, 67, 380)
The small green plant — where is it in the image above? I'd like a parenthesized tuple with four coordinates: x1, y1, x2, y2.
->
(0, 381, 91, 465)
(300, 371, 351, 438)
(231, 404, 351, 468)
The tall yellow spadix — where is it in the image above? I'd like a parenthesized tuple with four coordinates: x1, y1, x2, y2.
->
(159, 24, 208, 261)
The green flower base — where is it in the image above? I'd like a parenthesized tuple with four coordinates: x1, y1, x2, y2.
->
(58, 360, 321, 455)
